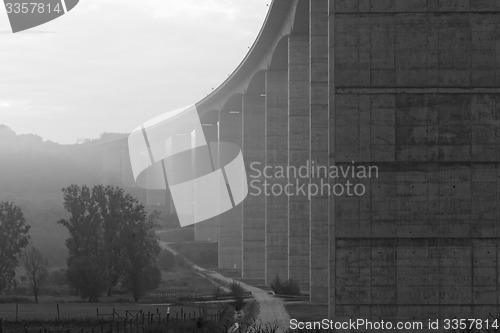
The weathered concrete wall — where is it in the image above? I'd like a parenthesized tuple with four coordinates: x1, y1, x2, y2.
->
(242, 81, 267, 279)
(288, 34, 311, 291)
(265, 70, 289, 283)
(330, 0, 500, 320)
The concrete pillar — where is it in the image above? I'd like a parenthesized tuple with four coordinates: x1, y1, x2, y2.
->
(218, 98, 243, 273)
(194, 118, 220, 243)
(288, 34, 311, 291)
(265, 70, 289, 284)
(327, 0, 336, 318)
(242, 73, 266, 280)
(309, 0, 330, 303)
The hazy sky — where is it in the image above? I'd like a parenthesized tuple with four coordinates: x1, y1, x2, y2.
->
(0, 0, 269, 144)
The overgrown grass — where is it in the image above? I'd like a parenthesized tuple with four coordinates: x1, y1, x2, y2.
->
(270, 275, 301, 296)
(284, 302, 328, 322)
(2, 317, 230, 333)
(168, 242, 218, 268)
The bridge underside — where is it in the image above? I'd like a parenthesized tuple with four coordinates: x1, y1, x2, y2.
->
(194, 0, 500, 321)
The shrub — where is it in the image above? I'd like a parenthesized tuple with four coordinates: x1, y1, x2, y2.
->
(270, 275, 283, 295)
(46, 268, 67, 286)
(0, 296, 33, 303)
(41, 285, 68, 297)
(12, 285, 28, 296)
(282, 279, 300, 296)
(229, 281, 245, 311)
(270, 275, 301, 296)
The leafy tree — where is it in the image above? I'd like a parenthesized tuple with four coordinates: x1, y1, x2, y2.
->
(66, 256, 107, 302)
(229, 281, 245, 311)
(120, 209, 161, 301)
(58, 185, 107, 301)
(58, 185, 161, 302)
(23, 246, 49, 303)
(0, 202, 30, 294)
(92, 185, 126, 296)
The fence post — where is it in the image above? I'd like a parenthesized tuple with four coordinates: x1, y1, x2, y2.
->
(56, 304, 60, 321)
(0, 318, 3, 333)
(16, 304, 19, 322)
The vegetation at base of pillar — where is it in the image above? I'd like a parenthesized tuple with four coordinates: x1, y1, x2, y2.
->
(229, 281, 245, 311)
(270, 275, 301, 296)
(22, 245, 49, 303)
(58, 185, 161, 302)
(0, 201, 31, 294)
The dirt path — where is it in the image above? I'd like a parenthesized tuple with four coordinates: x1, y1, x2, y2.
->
(159, 241, 291, 332)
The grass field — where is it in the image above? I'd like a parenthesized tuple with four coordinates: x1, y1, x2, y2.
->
(154, 266, 218, 302)
(169, 242, 218, 269)
(0, 266, 220, 322)
(284, 302, 328, 322)
(0, 303, 177, 321)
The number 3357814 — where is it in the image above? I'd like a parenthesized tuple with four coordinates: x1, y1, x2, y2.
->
(5, 2, 62, 14)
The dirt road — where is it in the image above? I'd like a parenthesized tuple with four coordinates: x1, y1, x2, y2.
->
(159, 241, 291, 332)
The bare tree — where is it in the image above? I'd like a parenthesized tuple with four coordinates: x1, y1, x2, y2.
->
(23, 246, 48, 303)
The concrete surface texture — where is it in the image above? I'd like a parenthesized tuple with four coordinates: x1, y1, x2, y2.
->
(331, 0, 500, 321)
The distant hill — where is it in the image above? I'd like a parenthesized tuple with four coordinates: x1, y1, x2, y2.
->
(0, 125, 176, 267)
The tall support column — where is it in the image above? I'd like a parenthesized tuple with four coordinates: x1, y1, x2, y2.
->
(265, 70, 289, 284)
(327, 0, 335, 318)
(218, 99, 243, 273)
(309, 0, 330, 303)
(242, 75, 266, 280)
(194, 117, 220, 243)
(288, 34, 311, 291)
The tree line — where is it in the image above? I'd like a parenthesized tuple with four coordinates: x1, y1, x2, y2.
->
(0, 185, 161, 303)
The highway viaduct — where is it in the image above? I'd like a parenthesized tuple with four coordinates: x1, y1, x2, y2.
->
(191, 0, 500, 322)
